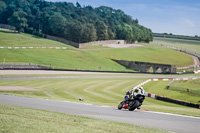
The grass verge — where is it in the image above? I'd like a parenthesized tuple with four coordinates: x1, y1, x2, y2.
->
(0, 104, 168, 133)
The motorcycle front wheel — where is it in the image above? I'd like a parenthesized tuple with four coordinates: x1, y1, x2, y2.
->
(118, 102, 123, 110)
(128, 100, 140, 111)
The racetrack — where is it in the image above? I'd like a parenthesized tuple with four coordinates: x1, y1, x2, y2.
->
(0, 94, 199, 133)
(0, 70, 199, 81)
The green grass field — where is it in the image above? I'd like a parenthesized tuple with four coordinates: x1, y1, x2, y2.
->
(0, 49, 129, 71)
(152, 37, 200, 53)
(0, 30, 200, 132)
(89, 44, 193, 67)
(143, 79, 200, 104)
(0, 30, 73, 48)
(0, 77, 199, 117)
(0, 29, 194, 71)
(0, 104, 168, 133)
(0, 47, 192, 70)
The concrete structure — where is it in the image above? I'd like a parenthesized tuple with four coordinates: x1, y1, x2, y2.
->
(0, 63, 51, 70)
(45, 35, 125, 48)
(112, 59, 176, 74)
(79, 40, 125, 48)
(0, 24, 16, 30)
(46, 35, 79, 48)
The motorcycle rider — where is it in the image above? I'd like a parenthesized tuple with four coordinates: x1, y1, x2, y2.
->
(134, 87, 145, 109)
(123, 87, 145, 109)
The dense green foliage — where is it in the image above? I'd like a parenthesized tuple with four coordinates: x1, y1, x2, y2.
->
(0, 0, 153, 43)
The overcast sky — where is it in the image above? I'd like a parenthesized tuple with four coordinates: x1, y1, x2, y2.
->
(47, 0, 200, 36)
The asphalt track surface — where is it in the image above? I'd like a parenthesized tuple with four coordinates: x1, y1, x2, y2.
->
(0, 75, 199, 80)
(1, 94, 200, 133)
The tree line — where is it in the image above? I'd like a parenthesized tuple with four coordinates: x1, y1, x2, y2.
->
(0, 0, 153, 43)
(154, 33, 200, 41)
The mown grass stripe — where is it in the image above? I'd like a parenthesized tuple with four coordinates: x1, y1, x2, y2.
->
(83, 81, 116, 101)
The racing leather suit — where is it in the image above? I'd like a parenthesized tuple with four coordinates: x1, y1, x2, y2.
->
(124, 87, 145, 105)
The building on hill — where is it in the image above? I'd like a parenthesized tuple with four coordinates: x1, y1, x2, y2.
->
(0, 24, 16, 30)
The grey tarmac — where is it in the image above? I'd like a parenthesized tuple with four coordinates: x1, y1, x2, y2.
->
(0, 94, 200, 133)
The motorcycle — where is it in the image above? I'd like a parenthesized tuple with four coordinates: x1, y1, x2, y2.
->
(118, 92, 144, 111)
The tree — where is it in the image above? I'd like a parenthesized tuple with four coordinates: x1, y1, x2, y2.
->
(2, 0, 153, 42)
(108, 28, 115, 40)
(0, 1, 7, 23)
(131, 26, 138, 42)
(76, 2, 81, 8)
(135, 18, 138, 24)
(81, 23, 97, 42)
(69, 21, 84, 43)
(116, 23, 133, 42)
(1, 1, 17, 24)
(0, 1, 7, 13)
(95, 20, 109, 40)
(8, 8, 28, 33)
(48, 12, 66, 37)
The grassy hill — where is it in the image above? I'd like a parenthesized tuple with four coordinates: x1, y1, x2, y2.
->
(0, 29, 194, 71)
(0, 30, 72, 48)
(88, 45, 192, 67)
(152, 37, 200, 54)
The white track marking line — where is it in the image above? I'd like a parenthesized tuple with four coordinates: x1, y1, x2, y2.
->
(59, 100, 200, 119)
(144, 110, 200, 119)
(163, 79, 169, 81)
(0, 46, 68, 50)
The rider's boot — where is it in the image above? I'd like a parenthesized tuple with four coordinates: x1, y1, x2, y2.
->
(137, 103, 142, 109)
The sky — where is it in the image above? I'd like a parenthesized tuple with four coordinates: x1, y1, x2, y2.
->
(47, 0, 200, 36)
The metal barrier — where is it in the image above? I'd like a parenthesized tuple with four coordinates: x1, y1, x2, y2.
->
(0, 63, 51, 70)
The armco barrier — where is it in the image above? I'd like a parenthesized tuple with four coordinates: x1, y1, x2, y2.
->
(144, 92, 200, 109)
(194, 70, 200, 74)
(137, 77, 200, 109)
(156, 96, 200, 109)
(0, 63, 51, 70)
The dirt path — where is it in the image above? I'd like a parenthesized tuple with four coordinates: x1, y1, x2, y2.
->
(103, 44, 144, 48)
(80, 44, 144, 51)
(0, 86, 39, 91)
(0, 70, 117, 75)
(177, 54, 200, 69)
